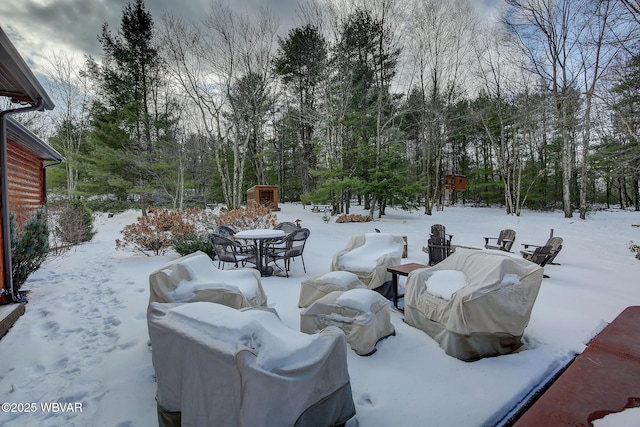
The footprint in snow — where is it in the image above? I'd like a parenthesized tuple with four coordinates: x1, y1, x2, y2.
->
(357, 393, 375, 407)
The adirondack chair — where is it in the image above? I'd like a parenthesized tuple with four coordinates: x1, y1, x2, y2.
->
(427, 236, 452, 266)
(425, 224, 453, 265)
(431, 224, 453, 245)
(521, 236, 563, 266)
(484, 229, 516, 252)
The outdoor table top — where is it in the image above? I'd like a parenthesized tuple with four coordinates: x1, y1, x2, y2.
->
(387, 263, 429, 276)
(235, 229, 285, 240)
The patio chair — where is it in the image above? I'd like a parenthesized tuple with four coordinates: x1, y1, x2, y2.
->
(427, 236, 452, 265)
(273, 222, 298, 234)
(431, 224, 453, 245)
(213, 225, 254, 254)
(148, 302, 355, 426)
(213, 225, 236, 238)
(404, 248, 544, 361)
(267, 228, 310, 277)
(484, 229, 516, 252)
(209, 233, 256, 269)
(148, 251, 267, 308)
(331, 233, 405, 290)
(521, 236, 563, 266)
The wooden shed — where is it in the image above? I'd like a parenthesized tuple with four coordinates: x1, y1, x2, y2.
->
(247, 185, 280, 211)
(444, 174, 468, 192)
(1, 25, 59, 302)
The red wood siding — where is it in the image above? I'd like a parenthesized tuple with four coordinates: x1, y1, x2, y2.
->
(1, 139, 46, 291)
(7, 139, 44, 226)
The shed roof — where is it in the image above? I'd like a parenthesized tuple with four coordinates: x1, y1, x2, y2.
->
(0, 26, 54, 110)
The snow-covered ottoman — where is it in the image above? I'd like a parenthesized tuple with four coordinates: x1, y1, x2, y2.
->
(298, 271, 367, 308)
(148, 302, 356, 427)
(300, 289, 395, 356)
(148, 251, 267, 308)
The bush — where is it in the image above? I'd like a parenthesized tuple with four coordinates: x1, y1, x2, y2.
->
(50, 200, 96, 246)
(11, 209, 49, 293)
(172, 233, 215, 258)
(215, 202, 277, 231)
(171, 208, 218, 258)
(116, 207, 195, 256)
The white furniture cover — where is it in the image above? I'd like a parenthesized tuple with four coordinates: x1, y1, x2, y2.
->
(148, 251, 267, 308)
(404, 248, 544, 361)
(147, 302, 356, 427)
(330, 233, 405, 290)
(298, 271, 367, 308)
(300, 289, 395, 356)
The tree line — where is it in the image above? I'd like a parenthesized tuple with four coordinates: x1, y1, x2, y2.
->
(38, 0, 640, 218)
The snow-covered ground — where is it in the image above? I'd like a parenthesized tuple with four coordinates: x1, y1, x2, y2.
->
(1, 203, 639, 426)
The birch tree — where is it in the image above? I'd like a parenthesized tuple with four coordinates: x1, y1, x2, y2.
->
(43, 52, 91, 199)
(160, 2, 277, 208)
(505, 0, 587, 218)
(406, 0, 477, 214)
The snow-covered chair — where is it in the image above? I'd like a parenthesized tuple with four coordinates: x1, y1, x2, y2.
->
(298, 271, 367, 308)
(330, 233, 405, 290)
(148, 302, 356, 427)
(300, 289, 395, 356)
(148, 251, 267, 308)
(404, 248, 544, 361)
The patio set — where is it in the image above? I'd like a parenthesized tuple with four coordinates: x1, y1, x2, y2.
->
(145, 222, 563, 426)
(208, 221, 309, 278)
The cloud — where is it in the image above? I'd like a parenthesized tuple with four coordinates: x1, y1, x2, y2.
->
(1, 0, 301, 73)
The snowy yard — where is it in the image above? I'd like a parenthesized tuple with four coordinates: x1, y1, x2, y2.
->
(1, 203, 640, 426)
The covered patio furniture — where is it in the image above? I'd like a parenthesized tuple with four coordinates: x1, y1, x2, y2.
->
(298, 271, 367, 308)
(404, 248, 544, 361)
(148, 251, 267, 308)
(300, 289, 395, 356)
(209, 234, 257, 269)
(483, 229, 516, 252)
(330, 233, 405, 290)
(148, 302, 356, 427)
(521, 236, 563, 266)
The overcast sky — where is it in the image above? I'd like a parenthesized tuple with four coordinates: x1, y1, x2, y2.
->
(2, 0, 503, 83)
(1, 0, 303, 74)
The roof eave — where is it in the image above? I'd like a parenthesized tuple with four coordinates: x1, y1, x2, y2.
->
(0, 27, 55, 110)
(6, 116, 64, 162)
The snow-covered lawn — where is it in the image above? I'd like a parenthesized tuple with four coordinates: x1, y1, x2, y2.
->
(1, 203, 639, 426)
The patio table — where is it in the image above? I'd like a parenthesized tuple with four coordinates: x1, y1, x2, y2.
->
(235, 229, 285, 276)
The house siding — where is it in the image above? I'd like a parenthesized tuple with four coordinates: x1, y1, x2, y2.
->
(0, 138, 47, 291)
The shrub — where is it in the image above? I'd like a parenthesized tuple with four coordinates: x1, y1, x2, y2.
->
(11, 209, 49, 293)
(50, 200, 96, 246)
(116, 207, 195, 256)
(172, 233, 215, 258)
(335, 213, 373, 223)
(215, 202, 277, 231)
(171, 208, 218, 258)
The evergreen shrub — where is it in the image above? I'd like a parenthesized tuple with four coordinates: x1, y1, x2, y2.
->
(171, 208, 218, 259)
(11, 209, 49, 293)
(53, 200, 96, 245)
